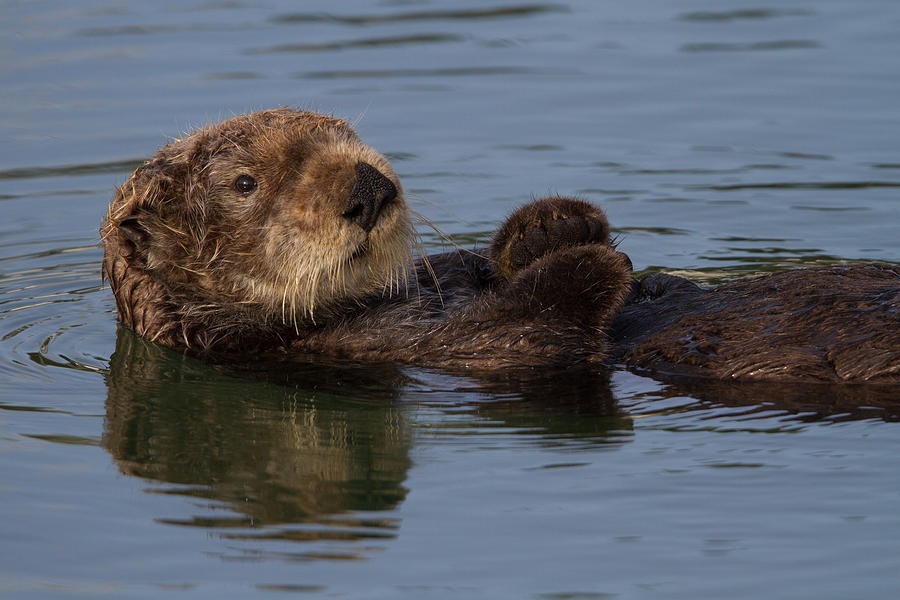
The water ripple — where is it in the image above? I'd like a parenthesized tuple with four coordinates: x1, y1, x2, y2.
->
(689, 180, 900, 191)
(298, 66, 548, 79)
(0, 159, 144, 181)
(270, 4, 568, 25)
(248, 33, 462, 54)
(681, 40, 821, 53)
(0, 247, 112, 385)
(678, 9, 814, 22)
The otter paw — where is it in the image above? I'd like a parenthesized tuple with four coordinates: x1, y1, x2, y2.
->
(491, 197, 611, 280)
(508, 244, 634, 327)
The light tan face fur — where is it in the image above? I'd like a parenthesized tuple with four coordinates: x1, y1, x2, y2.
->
(105, 109, 413, 327)
(206, 119, 412, 324)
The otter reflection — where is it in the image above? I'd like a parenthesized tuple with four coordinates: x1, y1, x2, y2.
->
(103, 320, 895, 565)
(444, 367, 635, 445)
(103, 327, 413, 555)
(102, 327, 635, 560)
(651, 376, 900, 423)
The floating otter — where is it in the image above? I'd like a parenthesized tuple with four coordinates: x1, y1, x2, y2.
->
(101, 108, 900, 382)
(101, 108, 632, 369)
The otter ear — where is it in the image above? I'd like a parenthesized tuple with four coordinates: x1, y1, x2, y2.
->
(120, 132, 201, 215)
(117, 214, 150, 247)
(133, 153, 191, 209)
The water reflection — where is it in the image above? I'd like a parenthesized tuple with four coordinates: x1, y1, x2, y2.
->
(100, 326, 634, 560)
(434, 366, 635, 449)
(99, 317, 898, 568)
(626, 374, 900, 424)
(102, 328, 412, 560)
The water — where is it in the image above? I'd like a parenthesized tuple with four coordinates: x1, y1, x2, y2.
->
(2, 1, 899, 598)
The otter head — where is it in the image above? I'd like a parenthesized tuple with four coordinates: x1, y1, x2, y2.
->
(101, 108, 412, 349)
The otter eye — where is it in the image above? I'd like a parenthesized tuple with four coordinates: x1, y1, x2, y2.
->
(234, 174, 257, 196)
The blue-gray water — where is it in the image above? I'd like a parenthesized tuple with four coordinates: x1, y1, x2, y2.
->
(1, 1, 898, 598)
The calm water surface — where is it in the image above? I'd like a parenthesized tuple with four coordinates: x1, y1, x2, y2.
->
(2, 1, 899, 598)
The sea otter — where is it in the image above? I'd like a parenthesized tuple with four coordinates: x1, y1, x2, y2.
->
(101, 108, 632, 368)
(101, 108, 900, 382)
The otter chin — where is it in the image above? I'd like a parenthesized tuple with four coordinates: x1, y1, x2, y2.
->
(102, 108, 899, 383)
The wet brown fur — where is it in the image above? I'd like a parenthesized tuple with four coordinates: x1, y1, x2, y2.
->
(611, 266, 900, 382)
(102, 109, 899, 382)
(102, 109, 633, 368)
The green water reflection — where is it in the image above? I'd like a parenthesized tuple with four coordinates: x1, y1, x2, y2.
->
(100, 327, 637, 555)
(103, 328, 412, 542)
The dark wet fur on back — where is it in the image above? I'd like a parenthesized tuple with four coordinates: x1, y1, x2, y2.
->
(611, 264, 900, 382)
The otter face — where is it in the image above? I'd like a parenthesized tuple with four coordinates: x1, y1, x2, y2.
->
(102, 109, 413, 335)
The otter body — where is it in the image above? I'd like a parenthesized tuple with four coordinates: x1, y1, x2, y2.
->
(102, 109, 900, 382)
(102, 109, 631, 369)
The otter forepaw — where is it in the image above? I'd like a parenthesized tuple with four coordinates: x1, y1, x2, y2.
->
(508, 244, 633, 327)
(491, 197, 611, 280)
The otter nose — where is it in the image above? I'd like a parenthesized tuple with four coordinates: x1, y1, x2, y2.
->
(343, 162, 397, 233)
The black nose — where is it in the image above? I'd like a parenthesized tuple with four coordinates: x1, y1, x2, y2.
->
(343, 162, 398, 233)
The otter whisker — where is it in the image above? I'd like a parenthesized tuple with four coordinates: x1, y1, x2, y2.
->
(406, 194, 478, 228)
(412, 236, 443, 308)
(409, 209, 488, 261)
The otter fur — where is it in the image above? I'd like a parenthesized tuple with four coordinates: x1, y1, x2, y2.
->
(101, 108, 900, 382)
(101, 108, 632, 368)
(611, 267, 900, 382)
